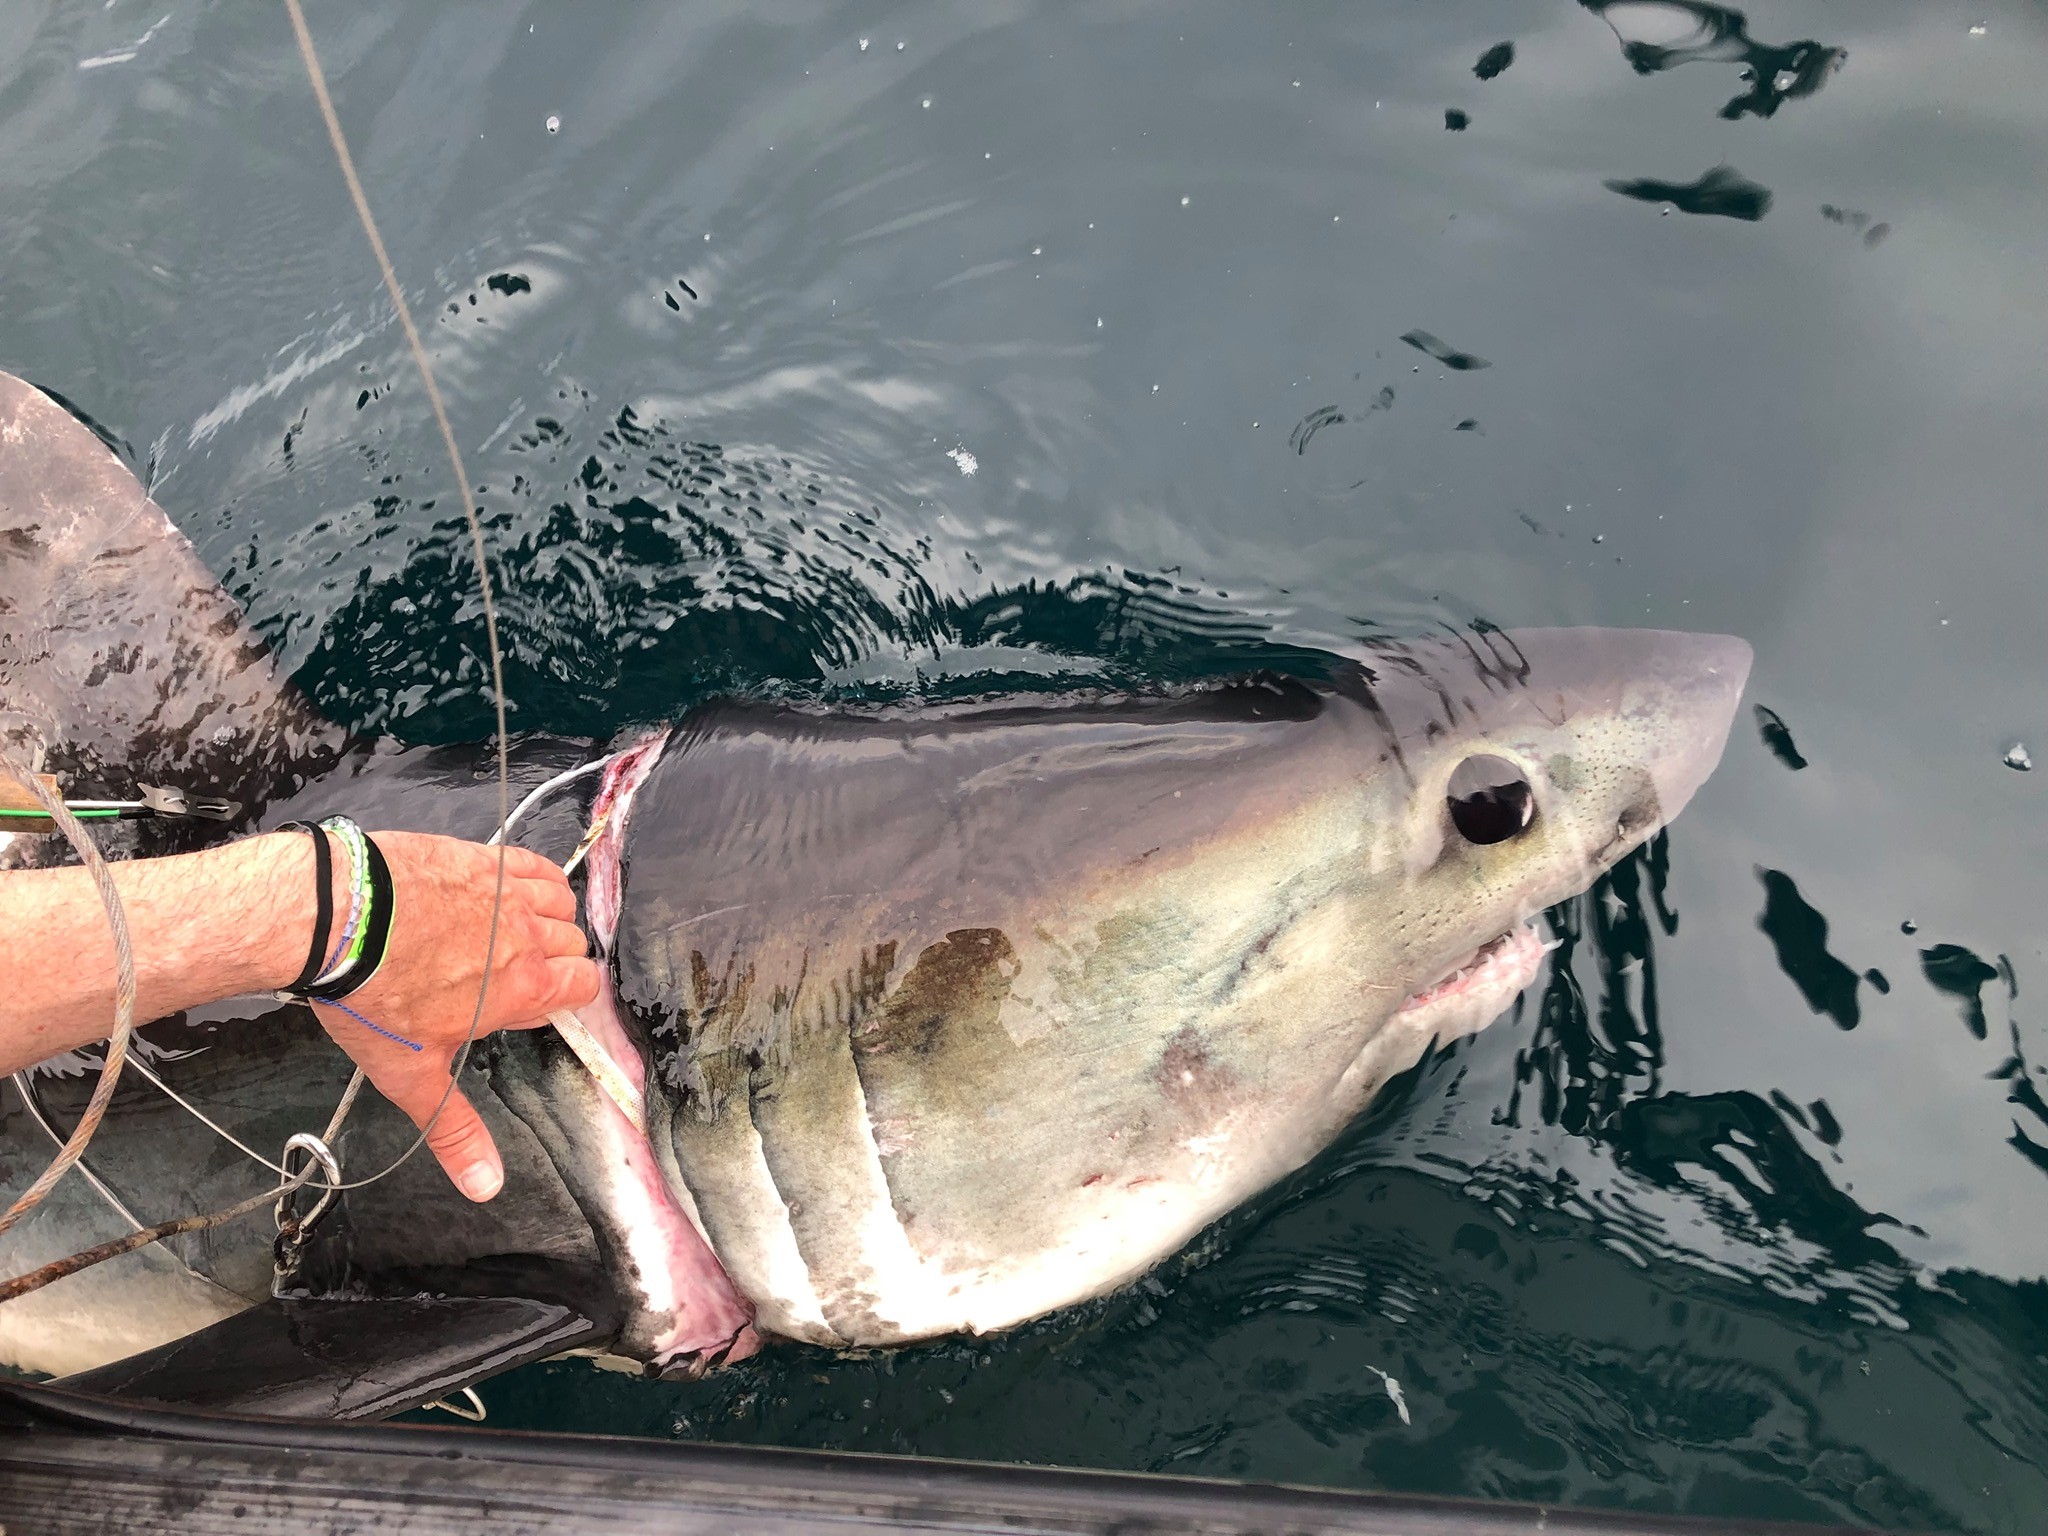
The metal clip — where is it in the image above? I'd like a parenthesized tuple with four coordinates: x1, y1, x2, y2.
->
(421, 1387, 488, 1422)
(138, 783, 244, 822)
(271, 1131, 341, 1293)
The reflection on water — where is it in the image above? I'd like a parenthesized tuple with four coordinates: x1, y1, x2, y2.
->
(1510, 839, 1676, 1138)
(1580, 1, 1846, 120)
(1604, 165, 1774, 221)
(1756, 869, 1865, 1031)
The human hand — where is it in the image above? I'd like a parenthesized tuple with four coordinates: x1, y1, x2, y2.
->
(308, 832, 601, 1201)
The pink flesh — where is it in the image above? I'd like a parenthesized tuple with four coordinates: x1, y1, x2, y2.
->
(570, 734, 760, 1366)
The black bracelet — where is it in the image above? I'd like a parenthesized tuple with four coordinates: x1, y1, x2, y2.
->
(276, 822, 334, 996)
(306, 828, 395, 1003)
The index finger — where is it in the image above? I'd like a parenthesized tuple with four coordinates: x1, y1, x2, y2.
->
(494, 844, 569, 884)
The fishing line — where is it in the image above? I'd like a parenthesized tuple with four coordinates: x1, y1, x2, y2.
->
(0, 1074, 362, 1306)
(280, 0, 513, 1195)
(489, 754, 620, 849)
(0, 745, 138, 1242)
(85, 755, 617, 1196)
(1, 0, 561, 1300)
(9, 1073, 145, 1235)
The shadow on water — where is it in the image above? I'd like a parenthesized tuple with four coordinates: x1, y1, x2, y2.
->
(278, 407, 1329, 742)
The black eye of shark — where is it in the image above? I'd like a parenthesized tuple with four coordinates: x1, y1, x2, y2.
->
(1446, 754, 1536, 845)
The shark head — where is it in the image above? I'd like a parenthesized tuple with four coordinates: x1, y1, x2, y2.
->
(1337, 626, 1752, 1049)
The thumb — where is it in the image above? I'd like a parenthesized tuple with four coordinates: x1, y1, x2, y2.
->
(379, 1067, 504, 1202)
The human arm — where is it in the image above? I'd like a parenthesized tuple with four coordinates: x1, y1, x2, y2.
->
(0, 830, 600, 1200)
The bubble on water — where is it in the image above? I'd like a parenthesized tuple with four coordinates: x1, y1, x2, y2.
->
(1095, 317, 1103, 328)
(545, 114, 560, 134)
(921, 98, 931, 109)
(1180, 195, 1191, 206)
(1592, 534, 1605, 544)
(1151, 383, 1160, 393)
(858, 37, 870, 50)
(896, 41, 906, 51)
(2004, 742, 2034, 772)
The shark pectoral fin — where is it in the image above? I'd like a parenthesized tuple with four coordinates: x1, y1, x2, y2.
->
(52, 1294, 603, 1421)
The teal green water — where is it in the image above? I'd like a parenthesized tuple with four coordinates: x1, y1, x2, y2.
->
(5, 0, 2047, 1528)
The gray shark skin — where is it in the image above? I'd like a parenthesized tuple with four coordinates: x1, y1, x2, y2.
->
(0, 370, 1750, 1408)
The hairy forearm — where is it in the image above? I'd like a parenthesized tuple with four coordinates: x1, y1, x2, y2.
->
(0, 832, 318, 1074)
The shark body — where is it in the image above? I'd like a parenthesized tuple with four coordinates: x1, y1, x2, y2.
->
(0, 372, 1749, 1409)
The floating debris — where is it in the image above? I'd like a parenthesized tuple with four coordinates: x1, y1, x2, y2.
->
(1444, 108, 1470, 131)
(1474, 41, 1516, 80)
(2003, 742, 2033, 772)
(1363, 1365, 1411, 1426)
(1400, 329, 1491, 370)
(946, 446, 978, 477)
(1606, 165, 1772, 221)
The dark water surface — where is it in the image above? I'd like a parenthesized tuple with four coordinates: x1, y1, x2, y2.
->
(4, 1, 2046, 1528)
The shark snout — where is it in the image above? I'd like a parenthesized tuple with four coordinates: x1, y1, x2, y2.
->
(1457, 625, 1753, 842)
(1637, 631, 1752, 829)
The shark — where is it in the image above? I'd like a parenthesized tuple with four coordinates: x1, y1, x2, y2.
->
(0, 370, 1750, 1416)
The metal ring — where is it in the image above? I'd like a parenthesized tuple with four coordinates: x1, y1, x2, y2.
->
(274, 1130, 342, 1238)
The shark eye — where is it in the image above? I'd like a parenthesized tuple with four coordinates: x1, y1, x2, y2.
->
(1447, 754, 1535, 845)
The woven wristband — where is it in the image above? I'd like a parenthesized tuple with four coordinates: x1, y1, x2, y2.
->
(276, 822, 335, 997)
(313, 816, 372, 985)
(307, 829, 395, 1003)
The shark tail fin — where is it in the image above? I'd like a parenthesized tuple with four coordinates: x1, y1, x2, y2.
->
(0, 371, 346, 819)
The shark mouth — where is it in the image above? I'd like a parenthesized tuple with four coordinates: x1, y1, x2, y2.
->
(1395, 923, 1553, 1031)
